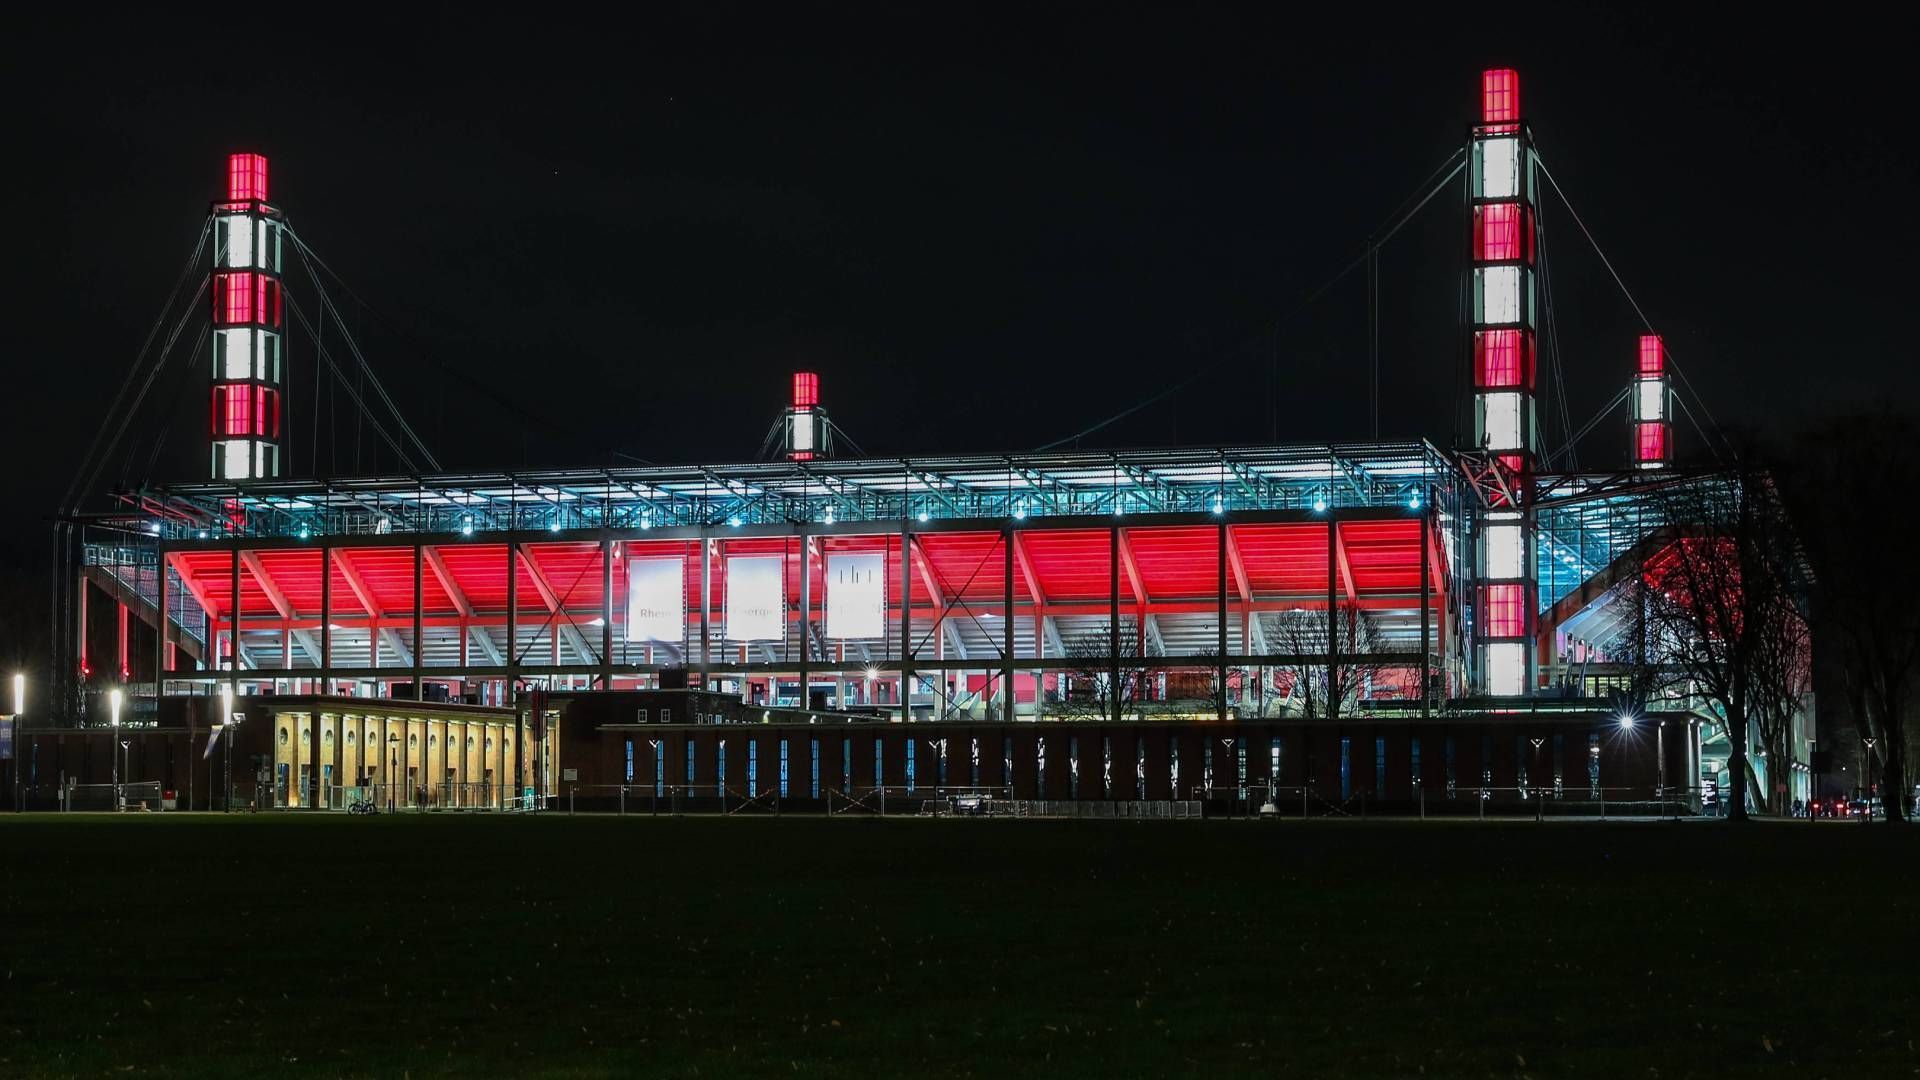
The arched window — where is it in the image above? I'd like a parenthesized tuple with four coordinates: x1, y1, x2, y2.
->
(278, 728, 289, 746)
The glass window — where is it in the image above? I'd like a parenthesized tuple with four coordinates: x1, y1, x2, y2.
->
(1474, 136, 1520, 199)
(716, 741, 727, 798)
(748, 740, 758, 794)
(685, 742, 695, 791)
(655, 747, 664, 798)
(1483, 523, 1525, 579)
(1339, 736, 1351, 801)
(1270, 737, 1281, 789)
(1375, 736, 1387, 797)
(1479, 390, 1524, 452)
(1473, 202, 1530, 262)
(1473, 329, 1529, 390)
(1486, 642, 1526, 696)
(624, 739, 634, 784)
(874, 737, 884, 790)
(1474, 265, 1523, 326)
(1635, 380, 1666, 422)
(905, 739, 916, 794)
(809, 737, 820, 799)
(1481, 584, 1527, 638)
(779, 738, 789, 798)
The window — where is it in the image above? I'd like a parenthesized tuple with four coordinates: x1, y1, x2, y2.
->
(842, 738, 851, 792)
(346, 730, 356, 745)
(1635, 380, 1666, 422)
(636, 708, 648, 724)
(1474, 266, 1523, 326)
(905, 739, 916, 793)
(1375, 736, 1387, 798)
(211, 272, 282, 328)
(655, 747, 664, 798)
(810, 737, 821, 798)
(1479, 391, 1524, 453)
(1485, 642, 1526, 697)
(624, 739, 634, 784)
(685, 742, 695, 791)
(1473, 329, 1530, 390)
(1483, 523, 1525, 579)
(874, 737, 884, 790)
(1473, 203, 1531, 263)
(779, 739, 790, 798)
(792, 371, 819, 408)
(1474, 136, 1520, 199)
(211, 385, 281, 439)
(937, 738, 949, 786)
(660, 708, 670, 725)
(1481, 584, 1526, 638)
(1410, 736, 1422, 792)
(748, 740, 758, 794)
(972, 737, 982, 788)
(228, 152, 269, 202)
(1588, 733, 1601, 797)
(1635, 423, 1668, 464)
(1236, 742, 1247, 798)
(716, 741, 727, 798)
(1638, 334, 1664, 375)
(1480, 68, 1519, 126)
(1339, 737, 1351, 801)
(1270, 737, 1282, 790)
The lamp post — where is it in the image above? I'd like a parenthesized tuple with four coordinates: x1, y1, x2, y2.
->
(1863, 737, 1878, 820)
(221, 683, 235, 812)
(388, 733, 400, 812)
(109, 688, 123, 811)
(7, 673, 22, 811)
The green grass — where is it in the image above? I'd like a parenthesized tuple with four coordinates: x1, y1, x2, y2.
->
(1, 814, 1915, 1078)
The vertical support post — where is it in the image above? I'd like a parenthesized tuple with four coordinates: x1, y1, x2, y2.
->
(899, 527, 913, 721)
(1002, 527, 1015, 724)
(1420, 503, 1432, 721)
(1217, 521, 1228, 724)
(506, 540, 520, 693)
(699, 531, 712, 693)
(154, 542, 168, 707)
(1325, 517, 1338, 724)
(798, 533, 811, 709)
(1108, 524, 1121, 727)
(229, 542, 242, 703)
(600, 533, 614, 689)
(319, 545, 332, 695)
(412, 544, 424, 701)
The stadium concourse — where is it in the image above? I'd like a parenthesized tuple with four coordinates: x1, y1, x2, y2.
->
(13, 69, 1814, 816)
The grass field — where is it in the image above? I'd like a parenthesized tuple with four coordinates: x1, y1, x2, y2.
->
(1, 815, 1915, 1078)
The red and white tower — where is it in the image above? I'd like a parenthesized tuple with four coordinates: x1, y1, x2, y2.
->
(1468, 68, 1537, 696)
(1631, 334, 1671, 469)
(209, 153, 285, 481)
(785, 371, 831, 461)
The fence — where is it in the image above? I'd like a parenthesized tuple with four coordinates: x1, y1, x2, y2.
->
(64, 781, 164, 812)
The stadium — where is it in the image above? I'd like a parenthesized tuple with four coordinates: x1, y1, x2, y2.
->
(11, 69, 1814, 816)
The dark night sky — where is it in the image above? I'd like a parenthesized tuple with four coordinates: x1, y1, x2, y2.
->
(3, 7, 1914, 663)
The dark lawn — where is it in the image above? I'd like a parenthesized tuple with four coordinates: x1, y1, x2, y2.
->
(0, 815, 1914, 1078)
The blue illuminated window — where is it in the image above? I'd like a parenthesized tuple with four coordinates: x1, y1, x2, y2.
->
(717, 741, 727, 798)
(842, 738, 851, 792)
(1340, 737, 1351, 801)
(1375, 736, 1387, 797)
(654, 748, 664, 798)
(905, 739, 916, 793)
(779, 739, 790, 798)
(748, 740, 759, 795)
(685, 742, 696, 792)
(810, 737, 821, 799)
(1270, 736, 1281, 789)
(874, 737, 884, 790)
(1411, 737, 1422, 791)
(624, 739, 634, 785)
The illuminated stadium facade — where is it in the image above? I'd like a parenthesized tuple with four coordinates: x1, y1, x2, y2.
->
(27, 70, 1813, 814)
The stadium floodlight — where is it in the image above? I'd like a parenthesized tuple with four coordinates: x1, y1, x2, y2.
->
(823, 508, 835, 525)
(548, 521, 561, 533)
(1012, 502, 1026, 520)
(1312, 496, 1328, 513)
(1617, 713, 1636, 730)
(1211, 496, 1224, 515)
(1408, 493, 1422, 510)
(297, 526, 310, 540)
(460, 514, 474, 536)
(728, 516, 743, 528)
(863, 665, 880, 683)
(917, 511, 929, 523)
(11, 672, 22, 716)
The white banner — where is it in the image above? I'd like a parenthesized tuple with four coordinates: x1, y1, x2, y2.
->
(725, 556, 785, 641)
(826, 552, 886, 640)
(626, 557, 686, 643)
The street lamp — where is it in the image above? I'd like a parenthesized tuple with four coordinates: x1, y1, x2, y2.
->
(108, 688, 123, 811)
(388, 732, 401, 812)
(220, 684, 235, 811)
(7, 673, 23, 812)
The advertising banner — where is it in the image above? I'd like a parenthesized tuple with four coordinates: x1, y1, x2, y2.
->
(725, 555, 785, 641)
(826, 552, 886, 640)
(626, 557, 686, 643)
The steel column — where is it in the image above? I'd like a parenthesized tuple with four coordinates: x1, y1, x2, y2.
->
(1217, 521, 1228, 723)
(229, 543, 241, 702)
(1002, 526, 1015, 724)
(1420, 504, 1432, 720)
(600, 533, 614, 689)
(1326, 517, 1338, 723)
(797, 533, 811, 708)
(699, 531, 711, 692)
(319, 545, 332, 694)
(506, 541, 520, 692)
(899, 528, 913, 720)
(411, 544, 424, 700)
(1109, 524, 1121, 726)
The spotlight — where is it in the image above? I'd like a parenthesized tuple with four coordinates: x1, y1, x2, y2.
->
(728, 516, 743, 528)
(1312, 497, 1328, 513)
(460, 513, 474, 536)
(917, 511, 929, 523)
(1618, 714, 1636, 730)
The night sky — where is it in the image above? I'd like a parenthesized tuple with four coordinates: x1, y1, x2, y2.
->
(3, 8, 1914, 665)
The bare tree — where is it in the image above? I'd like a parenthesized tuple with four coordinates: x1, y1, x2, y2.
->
(1265, 603, 1389, 719)
(1783, 412, 1920, 822)
(1635, 464, 1808, 822)
(1054, 619, 1154, 722)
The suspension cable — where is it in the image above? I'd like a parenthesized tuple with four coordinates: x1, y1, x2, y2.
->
(1034, 148, 1467, 452)
(1536, 158, 1729, 462)
(284, 295, 421, 471)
